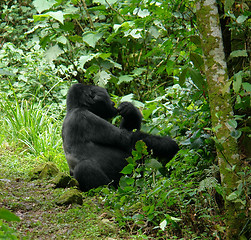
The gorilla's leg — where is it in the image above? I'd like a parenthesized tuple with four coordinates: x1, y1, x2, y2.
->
(74, 160, 112, 191)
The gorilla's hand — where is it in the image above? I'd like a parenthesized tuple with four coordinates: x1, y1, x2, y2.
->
(118, 102, 142, 131)
(118, 102, 139, 118)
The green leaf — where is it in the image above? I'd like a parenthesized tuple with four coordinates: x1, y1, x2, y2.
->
(169, 216, 182, 222)
(188, 68, 206, 90)
(159, 219, 167, 231)
(127, 29, 142, 39)
(236, 15, 248, 24)
(56, 36, 68, 44)
(94, 0, 117, 7)
(146, 159, 162, 169)
(226, 192, 238, 201)
(179, 67, 188, 86)
(230, 130, 242, 139)
(222, 80, 232, 95)
(118, 75, 133, 85)
(82, 32, 103, 48)
(149, 26, 160, 39)
(132, 68, 146, 76)
(0, 208, 20, 222)
(233, 71, 242, 93)
(125, 177, 135, 185)
(121, 164, 134, 174)
(0, 69, 15, 76)
(227, 119, 237, 129)
(94, 70, 111, 86)
(242, 82, 251, 92)
(45, 45, 63, 62)
(33, 14, 49, 22)
(79, 54, 98, 68)
(230, 50, 248, 58)
(190, 35, 201, 47)
(47, 11, 64, 24)
(33, 0, 56, 13)
(190, 52, 204, 71)
(134, 8, 150, 18)
(135, 141, 148, 155)
(224, 0, 235, 11)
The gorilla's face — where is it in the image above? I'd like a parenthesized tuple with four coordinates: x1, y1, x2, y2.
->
(66, 84, 118, 119)
(89, 86, 118, 119)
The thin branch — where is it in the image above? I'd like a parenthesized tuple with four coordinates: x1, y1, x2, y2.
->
(104, 0, 126, 21)
(81, 0, 95, 30)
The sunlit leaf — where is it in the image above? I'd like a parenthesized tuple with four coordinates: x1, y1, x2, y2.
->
(121, 164, 134, 174)
(236, 15, 248, 24)
(227, 119, 237, 129)
(33, 0, 56, 13)
(45, 45, 63, 62)
(233, 72, 242, 93)
(222, 80, 232, 95)
(230, 130, 242, 139)
(94, 70, 111, 86)
(47, 11, 64, 24)
(82, 32, 103, 48)
(226, 192, 238, 201)
(230, 50, 248, 58)
(242, 82, 251, 92)
(159, 219, 167, 231)
(79, 54, 98, 68)
(133, 8, 150, 18)
(118, 75, 133, 85)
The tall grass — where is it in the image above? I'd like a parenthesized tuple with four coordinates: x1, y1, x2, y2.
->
(1, 93, 62, 156)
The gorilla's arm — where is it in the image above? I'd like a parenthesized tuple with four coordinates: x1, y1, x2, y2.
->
(132, 131, 179, 165)
(118, 102, 142, 131)
(83, 110, 133, 151)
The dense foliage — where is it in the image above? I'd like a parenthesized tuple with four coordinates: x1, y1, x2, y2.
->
(0, 0, 250, 239)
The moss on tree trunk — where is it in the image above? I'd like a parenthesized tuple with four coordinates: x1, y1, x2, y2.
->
(196, 1, 245, 239)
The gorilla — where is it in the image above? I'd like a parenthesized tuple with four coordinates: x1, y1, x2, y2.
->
(62, 83, 179, 191)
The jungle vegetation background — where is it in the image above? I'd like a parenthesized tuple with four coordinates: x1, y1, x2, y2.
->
(0, 0, 250, 239)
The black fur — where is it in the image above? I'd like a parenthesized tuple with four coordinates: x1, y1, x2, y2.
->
(62, 83, 179, 191)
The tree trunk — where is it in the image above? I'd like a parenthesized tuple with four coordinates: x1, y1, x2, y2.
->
(195, 1, 245, 239)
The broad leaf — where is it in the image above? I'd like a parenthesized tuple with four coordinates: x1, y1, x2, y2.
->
(0, 208, 20, 222)
(118, 75, 133, 85)
(47, 11, 64, 24)
(227, 119, 238, 129)
(121, 164, 134, 174)
(190, 52, 204, 71)
(188, 68, 207, 90)
(236, 15, 248, 24)
(79, 54, 98, 68)
(146, 159, 162, 169)
(233, 72, 242, 93)
(82, 32, 103, 48)
(45, 45, 63, 62)
(94, 70, 111, 86)
(242, 82, 251, 92)
(179, 67, 188, 86)
(33, 0, 56, 13)
(230, 50, 248, 58)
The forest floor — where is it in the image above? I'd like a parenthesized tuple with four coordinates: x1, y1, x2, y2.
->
(0, 145, 140, 240)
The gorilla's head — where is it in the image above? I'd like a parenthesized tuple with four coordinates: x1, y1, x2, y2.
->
(66, 83, 117, 119)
